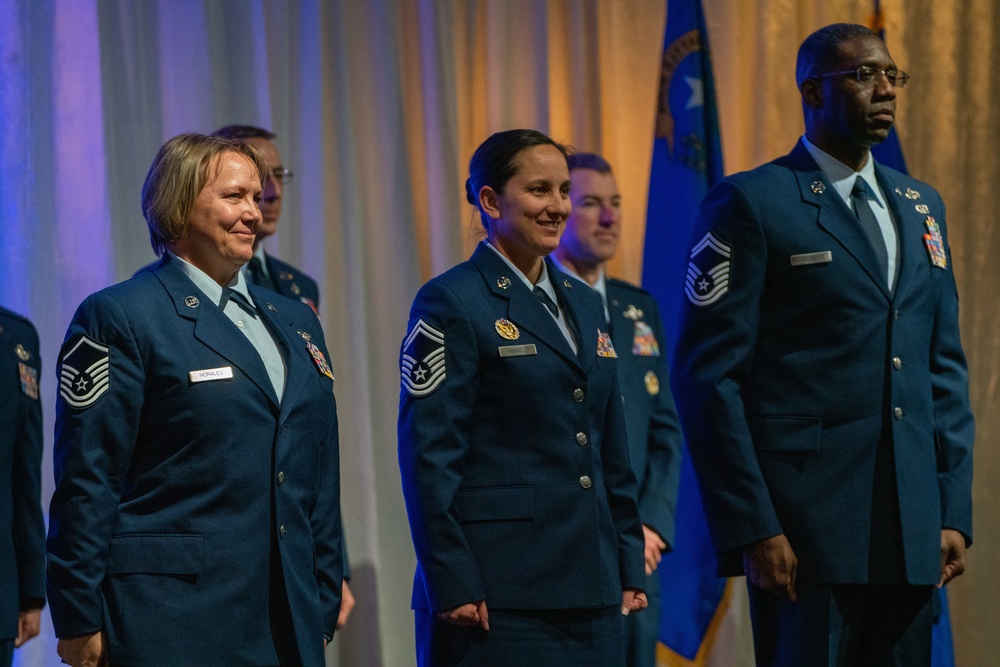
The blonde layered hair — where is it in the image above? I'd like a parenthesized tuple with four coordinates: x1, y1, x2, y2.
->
(141, 133, 265, 256)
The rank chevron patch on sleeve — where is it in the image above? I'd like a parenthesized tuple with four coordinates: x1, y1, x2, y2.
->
(401, 318, 446, 397)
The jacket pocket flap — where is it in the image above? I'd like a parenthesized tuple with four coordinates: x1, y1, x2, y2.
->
(749, 416, 822, 452)
(457, 486, 534, 523)
(106, 533, 203, 575)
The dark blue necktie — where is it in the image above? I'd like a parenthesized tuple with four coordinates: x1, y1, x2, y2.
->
(533, 286, 559, 318)
(851, 178, 889, 281)
(247, 256, 278, 292)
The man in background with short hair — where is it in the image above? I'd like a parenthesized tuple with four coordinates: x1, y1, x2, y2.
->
(551, 152, 683, 667)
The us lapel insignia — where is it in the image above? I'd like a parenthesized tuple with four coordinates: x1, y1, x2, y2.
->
(915, 204, 929, 214)
(644, 370, 660, 396)
(563, 279, 573, 289)
(810, 181, 826, 194)
(596, 329, 617, 358)
(15, 343, 30, 361)
(622, 304, 643, 321)
(401, 319, 446, 397)
(19, 362, 39, 400)
(631, 321, 660, 357)
(291, 283, 301, 296)
(184, 296, 200, 308)
(923, 216, 947, 269)
(497, 276, 511, 290)
(266, 302, 277, 312)
(905, 188, 921, 200)
(306, 340, 335, 380)
(495, 318, 520, 341)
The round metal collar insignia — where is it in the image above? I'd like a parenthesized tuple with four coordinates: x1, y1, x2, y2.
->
(495, 318, 520, 341)
(497, 276, 511, 290)
(810, 181, 826, 194)
(184, 296, 200, 308)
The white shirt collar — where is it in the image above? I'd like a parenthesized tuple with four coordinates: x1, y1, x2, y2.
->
(167, 251, 254, 306)
(802, 135, 885, 209)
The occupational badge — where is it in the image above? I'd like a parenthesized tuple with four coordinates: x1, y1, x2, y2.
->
(685, 231, 731, 307)
(644, 370, 660, 396)
(306, 340, 335, 380)
(59, 334, 110, 409)
(915, 204, 929, 214)
(810, 181, 826, 194)
(497, 276, 511, 290)
(19, 362, 39, 400)
(923, 216, 947, 269)
(495, 318, 520, 341)
(631, 321, 660, 357)
(15, 343, 30, 361)
(596, 329, 617, 358)
(401, 318, 446, 397)
(622, 305, 643, 321)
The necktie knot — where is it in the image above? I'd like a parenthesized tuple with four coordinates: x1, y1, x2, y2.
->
(533, 286, 559, 318)
(247, 257, 277, 292)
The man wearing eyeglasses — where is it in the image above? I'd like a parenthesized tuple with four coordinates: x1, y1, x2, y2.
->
(212, 125, 321, 313)
(670, 23, 973, 666)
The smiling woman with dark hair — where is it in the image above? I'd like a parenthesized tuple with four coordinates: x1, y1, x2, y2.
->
(398, 128, 647, 667)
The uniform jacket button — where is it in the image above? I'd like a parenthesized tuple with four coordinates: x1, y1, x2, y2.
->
(576, 432, 588, 446)
(573, 388, 585, 402)
(579, 475, 592, 489)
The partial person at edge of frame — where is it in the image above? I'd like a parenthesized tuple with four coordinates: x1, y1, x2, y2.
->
(0, 305, 46, 667)
(671, 23, 974, 667)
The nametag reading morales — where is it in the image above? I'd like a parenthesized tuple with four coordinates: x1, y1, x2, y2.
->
(188, 367, 234, 383)
(789, 251, 833, 266)
(498, 344, 537, 358)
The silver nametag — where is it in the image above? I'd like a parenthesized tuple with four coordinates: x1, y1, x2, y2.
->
(789, 251, 833, 266)
(189, 366, 234, 383)
(498, 344, 537, 358)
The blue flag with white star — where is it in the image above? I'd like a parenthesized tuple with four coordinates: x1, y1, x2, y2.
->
(642, 0, 727, 662)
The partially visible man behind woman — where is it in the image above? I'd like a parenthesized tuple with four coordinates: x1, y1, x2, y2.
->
(398, 129, 647, 667)
(47, 133, 343, 667)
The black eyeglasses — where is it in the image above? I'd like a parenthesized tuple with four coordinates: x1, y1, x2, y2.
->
(813, 66, 910, 89)
(267, 167, 294, 183)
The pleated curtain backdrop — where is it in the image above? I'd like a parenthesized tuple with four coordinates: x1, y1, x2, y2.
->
(0, 1, 996, 666)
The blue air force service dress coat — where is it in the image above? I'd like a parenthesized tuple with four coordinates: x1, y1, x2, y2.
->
(670, 141, 974, 585)
(0, 307, 46, 644)
(605, 279, 682, 547)
(47, 258, 343, 667)
(398, 243, 646, 618)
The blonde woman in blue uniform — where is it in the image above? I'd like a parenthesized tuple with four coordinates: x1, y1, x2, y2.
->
(398, 129, 647, 667)
(48, 134, 343, 667)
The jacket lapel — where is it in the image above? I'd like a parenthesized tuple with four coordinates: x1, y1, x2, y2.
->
(548, 263, 600, 374)
(154, 259, 280, 408)
(874, 165, 920, 301)
(789, 142, 891, 299)
(251, 287, 319, 424)
(470, 244, 581, 369)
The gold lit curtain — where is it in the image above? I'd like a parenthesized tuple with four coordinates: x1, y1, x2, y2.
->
(0, 1, 996, 666)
